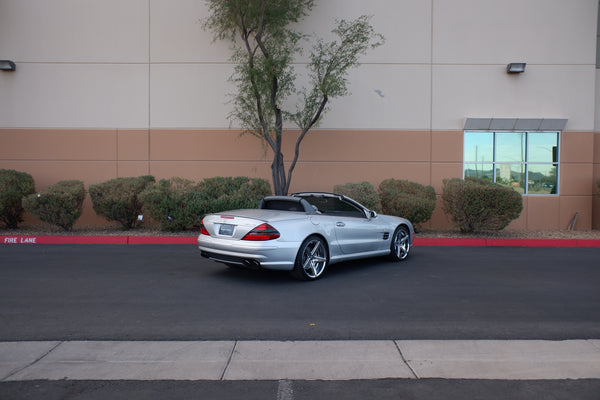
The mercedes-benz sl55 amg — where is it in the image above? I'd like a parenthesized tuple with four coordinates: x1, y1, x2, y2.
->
(198, 192, 414, 280)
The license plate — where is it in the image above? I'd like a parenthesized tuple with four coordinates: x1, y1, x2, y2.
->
(218, 224, 235, 236)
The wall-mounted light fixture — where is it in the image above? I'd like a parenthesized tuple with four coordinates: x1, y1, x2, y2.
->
(0, 60, 16, 71)
(506, 63, 526, 74)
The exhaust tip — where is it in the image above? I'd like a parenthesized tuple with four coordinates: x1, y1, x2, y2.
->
(244, 260, 261, 270)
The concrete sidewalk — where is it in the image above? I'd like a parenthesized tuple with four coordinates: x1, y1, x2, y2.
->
(2, 340, 600, 381)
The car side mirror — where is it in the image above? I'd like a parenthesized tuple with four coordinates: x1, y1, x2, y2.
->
(366, 210, 377, 219)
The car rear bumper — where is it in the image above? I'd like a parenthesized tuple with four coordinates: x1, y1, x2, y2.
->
(197, 236, 297, 271)
(200, 250, 262, 269)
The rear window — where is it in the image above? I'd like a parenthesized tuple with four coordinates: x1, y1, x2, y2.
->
(261, 199, 305, 212)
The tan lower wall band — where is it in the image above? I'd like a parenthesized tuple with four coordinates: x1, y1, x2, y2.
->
(1, 128, 598, 229)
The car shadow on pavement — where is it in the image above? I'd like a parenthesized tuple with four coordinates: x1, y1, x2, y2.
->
(208, 255, 408, 283)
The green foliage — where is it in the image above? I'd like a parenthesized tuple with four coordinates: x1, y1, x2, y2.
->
(196, 176, 252, 211)
(0, 169, 36, 229)
(441, 177, 523, 233)
(140, 178, 201, 231)
(204, 0, 312, 43)
(379, 179, 437, 226)
(203, 0, 383, 195)
(234, 177, 273, 205)
(23, 180, 85, 231)
(196, 176, 272, 214)
(302, 16, 384, 106)
(89, 175, 155, 230)
(141, 176, 272, 231)
(333, 182, 381, 212)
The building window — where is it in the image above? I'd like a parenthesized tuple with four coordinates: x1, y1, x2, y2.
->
(463, 131, 559, 195)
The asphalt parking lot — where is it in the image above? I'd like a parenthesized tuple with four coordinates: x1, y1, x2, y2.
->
(1, 245, 599, 341)
(1, 244, 599, 399)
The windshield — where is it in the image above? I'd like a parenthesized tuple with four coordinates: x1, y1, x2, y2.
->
(300, 195, 365, 218)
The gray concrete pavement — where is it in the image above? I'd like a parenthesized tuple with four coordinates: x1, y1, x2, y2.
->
(2, 340, 600, 381)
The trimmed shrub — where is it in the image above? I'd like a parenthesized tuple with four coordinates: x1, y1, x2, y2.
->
(23, 180, 85, 231)
(196, 176, 250, 214)
(141, 176, 272, 231)
(224, 177, 272, 210)
(441, 177, 523, 233)
(140, 178, 202, 231)
(379, 179, 436, 226)
(0, 169, 35, 229)
(197, 176, 272, 214)
(89, 175, 155, 229)
(333, 181, 381, 212)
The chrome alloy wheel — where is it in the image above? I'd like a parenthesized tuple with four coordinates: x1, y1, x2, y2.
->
(391, 226, 410, 261)
(293, 236, 328, 280)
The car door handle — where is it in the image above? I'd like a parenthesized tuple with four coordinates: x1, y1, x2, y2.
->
(336, 222, 345, 227)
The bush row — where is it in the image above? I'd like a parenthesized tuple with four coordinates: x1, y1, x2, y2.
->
(335, 177, 524, 232)
(0, 169, 272, 231)
(1, 169, 526, 233)
(90, 176, 272, 231)
(141, 177, 272, 231)
(334, 179, 437, 227)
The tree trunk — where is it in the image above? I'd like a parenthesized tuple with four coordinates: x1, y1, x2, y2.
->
(271, 151, 287, 195)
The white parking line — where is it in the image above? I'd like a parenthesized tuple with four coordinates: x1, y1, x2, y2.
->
(277, 380, 294, 400)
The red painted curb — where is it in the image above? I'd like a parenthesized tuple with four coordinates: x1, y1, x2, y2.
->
(1, 235, 195, 245)
(127, 236, 198, 245)
(2, 235, 600, 247)
(413, 238, 487, 246)
(414, 237, 600, 247)
(486, 238, 578, 247)
(575, 239, 600, 247)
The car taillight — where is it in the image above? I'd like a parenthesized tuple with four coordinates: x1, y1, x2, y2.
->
(242, 223, 280, 241)
(199, 220, 210, 236)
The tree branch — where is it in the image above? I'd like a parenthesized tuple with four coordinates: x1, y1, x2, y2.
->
(285, 94, 328, 194)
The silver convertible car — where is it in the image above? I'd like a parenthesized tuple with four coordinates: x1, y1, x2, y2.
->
(198, 192, 414, 280)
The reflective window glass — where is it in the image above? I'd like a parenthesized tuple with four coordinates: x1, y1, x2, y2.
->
(528, 132, 559, 163)
(464, 164, 494, 181)
(527, 164, 558, 194)
(495, 164, 525, 194)
(464, 132, 493, 162)
(463, 130, 560, 195)
(496, 132, 526, 163)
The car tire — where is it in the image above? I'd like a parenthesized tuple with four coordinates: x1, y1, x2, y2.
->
(291, 236, 328, 281)
(390, 225, 410, 261)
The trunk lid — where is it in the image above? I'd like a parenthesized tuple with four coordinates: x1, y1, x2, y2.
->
(202, 209, 306, 240)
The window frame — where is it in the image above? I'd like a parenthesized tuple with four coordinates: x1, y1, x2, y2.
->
(463, 130, 560, 196)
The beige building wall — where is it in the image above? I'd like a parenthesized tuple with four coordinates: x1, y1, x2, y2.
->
(0, 0, 598, 229)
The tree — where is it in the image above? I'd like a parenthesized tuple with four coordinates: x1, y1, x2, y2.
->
(203, 0, 383, 195)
